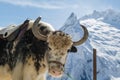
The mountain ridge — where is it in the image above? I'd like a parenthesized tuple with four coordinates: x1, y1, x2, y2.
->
(80, 9, 120, 29)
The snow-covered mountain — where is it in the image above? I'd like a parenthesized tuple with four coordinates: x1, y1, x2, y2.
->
(80, 9, 120, 29)
(48, 10, 120, 80)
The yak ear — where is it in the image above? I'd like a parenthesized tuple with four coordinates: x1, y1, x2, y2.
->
(68, 46, 77, 53)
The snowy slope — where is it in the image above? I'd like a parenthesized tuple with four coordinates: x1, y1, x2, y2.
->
(80, 19, 120, 80)
(48, 11, 120, 80)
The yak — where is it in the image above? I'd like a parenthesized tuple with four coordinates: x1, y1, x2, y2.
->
(0, 17, 88, 80)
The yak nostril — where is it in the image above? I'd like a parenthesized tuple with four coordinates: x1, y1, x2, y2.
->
(53, 71, 55, 74)
(52, 70, 61, 75)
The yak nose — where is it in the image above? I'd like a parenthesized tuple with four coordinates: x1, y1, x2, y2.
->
(48, 61, 64, 77)
(49, 66, 64, 77)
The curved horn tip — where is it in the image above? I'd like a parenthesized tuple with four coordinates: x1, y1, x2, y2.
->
(34, 17, 41, 24)
(36, 16, 41, 21)
(37, 16, 41, 20)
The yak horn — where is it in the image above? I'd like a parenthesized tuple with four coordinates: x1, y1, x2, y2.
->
(32, 17, 47, 41)
(73, 25, 89, 46)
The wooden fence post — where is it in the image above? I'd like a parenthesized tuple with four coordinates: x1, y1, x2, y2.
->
(93, 48, 97, 80)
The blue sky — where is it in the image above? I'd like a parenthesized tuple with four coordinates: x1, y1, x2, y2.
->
(0, 0, 120, 29)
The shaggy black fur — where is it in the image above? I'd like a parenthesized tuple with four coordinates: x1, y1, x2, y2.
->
(0, 39, 8, 65)
(0, 28, 48, 71)
(15, 29, 48, 71)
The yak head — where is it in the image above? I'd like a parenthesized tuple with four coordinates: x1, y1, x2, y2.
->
(31, 17, 88, 78)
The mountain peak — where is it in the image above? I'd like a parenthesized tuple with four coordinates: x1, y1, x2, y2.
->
(60, 12, 78, 31)
(64, 12, 77, 25)
(69, 12, 76, 19)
